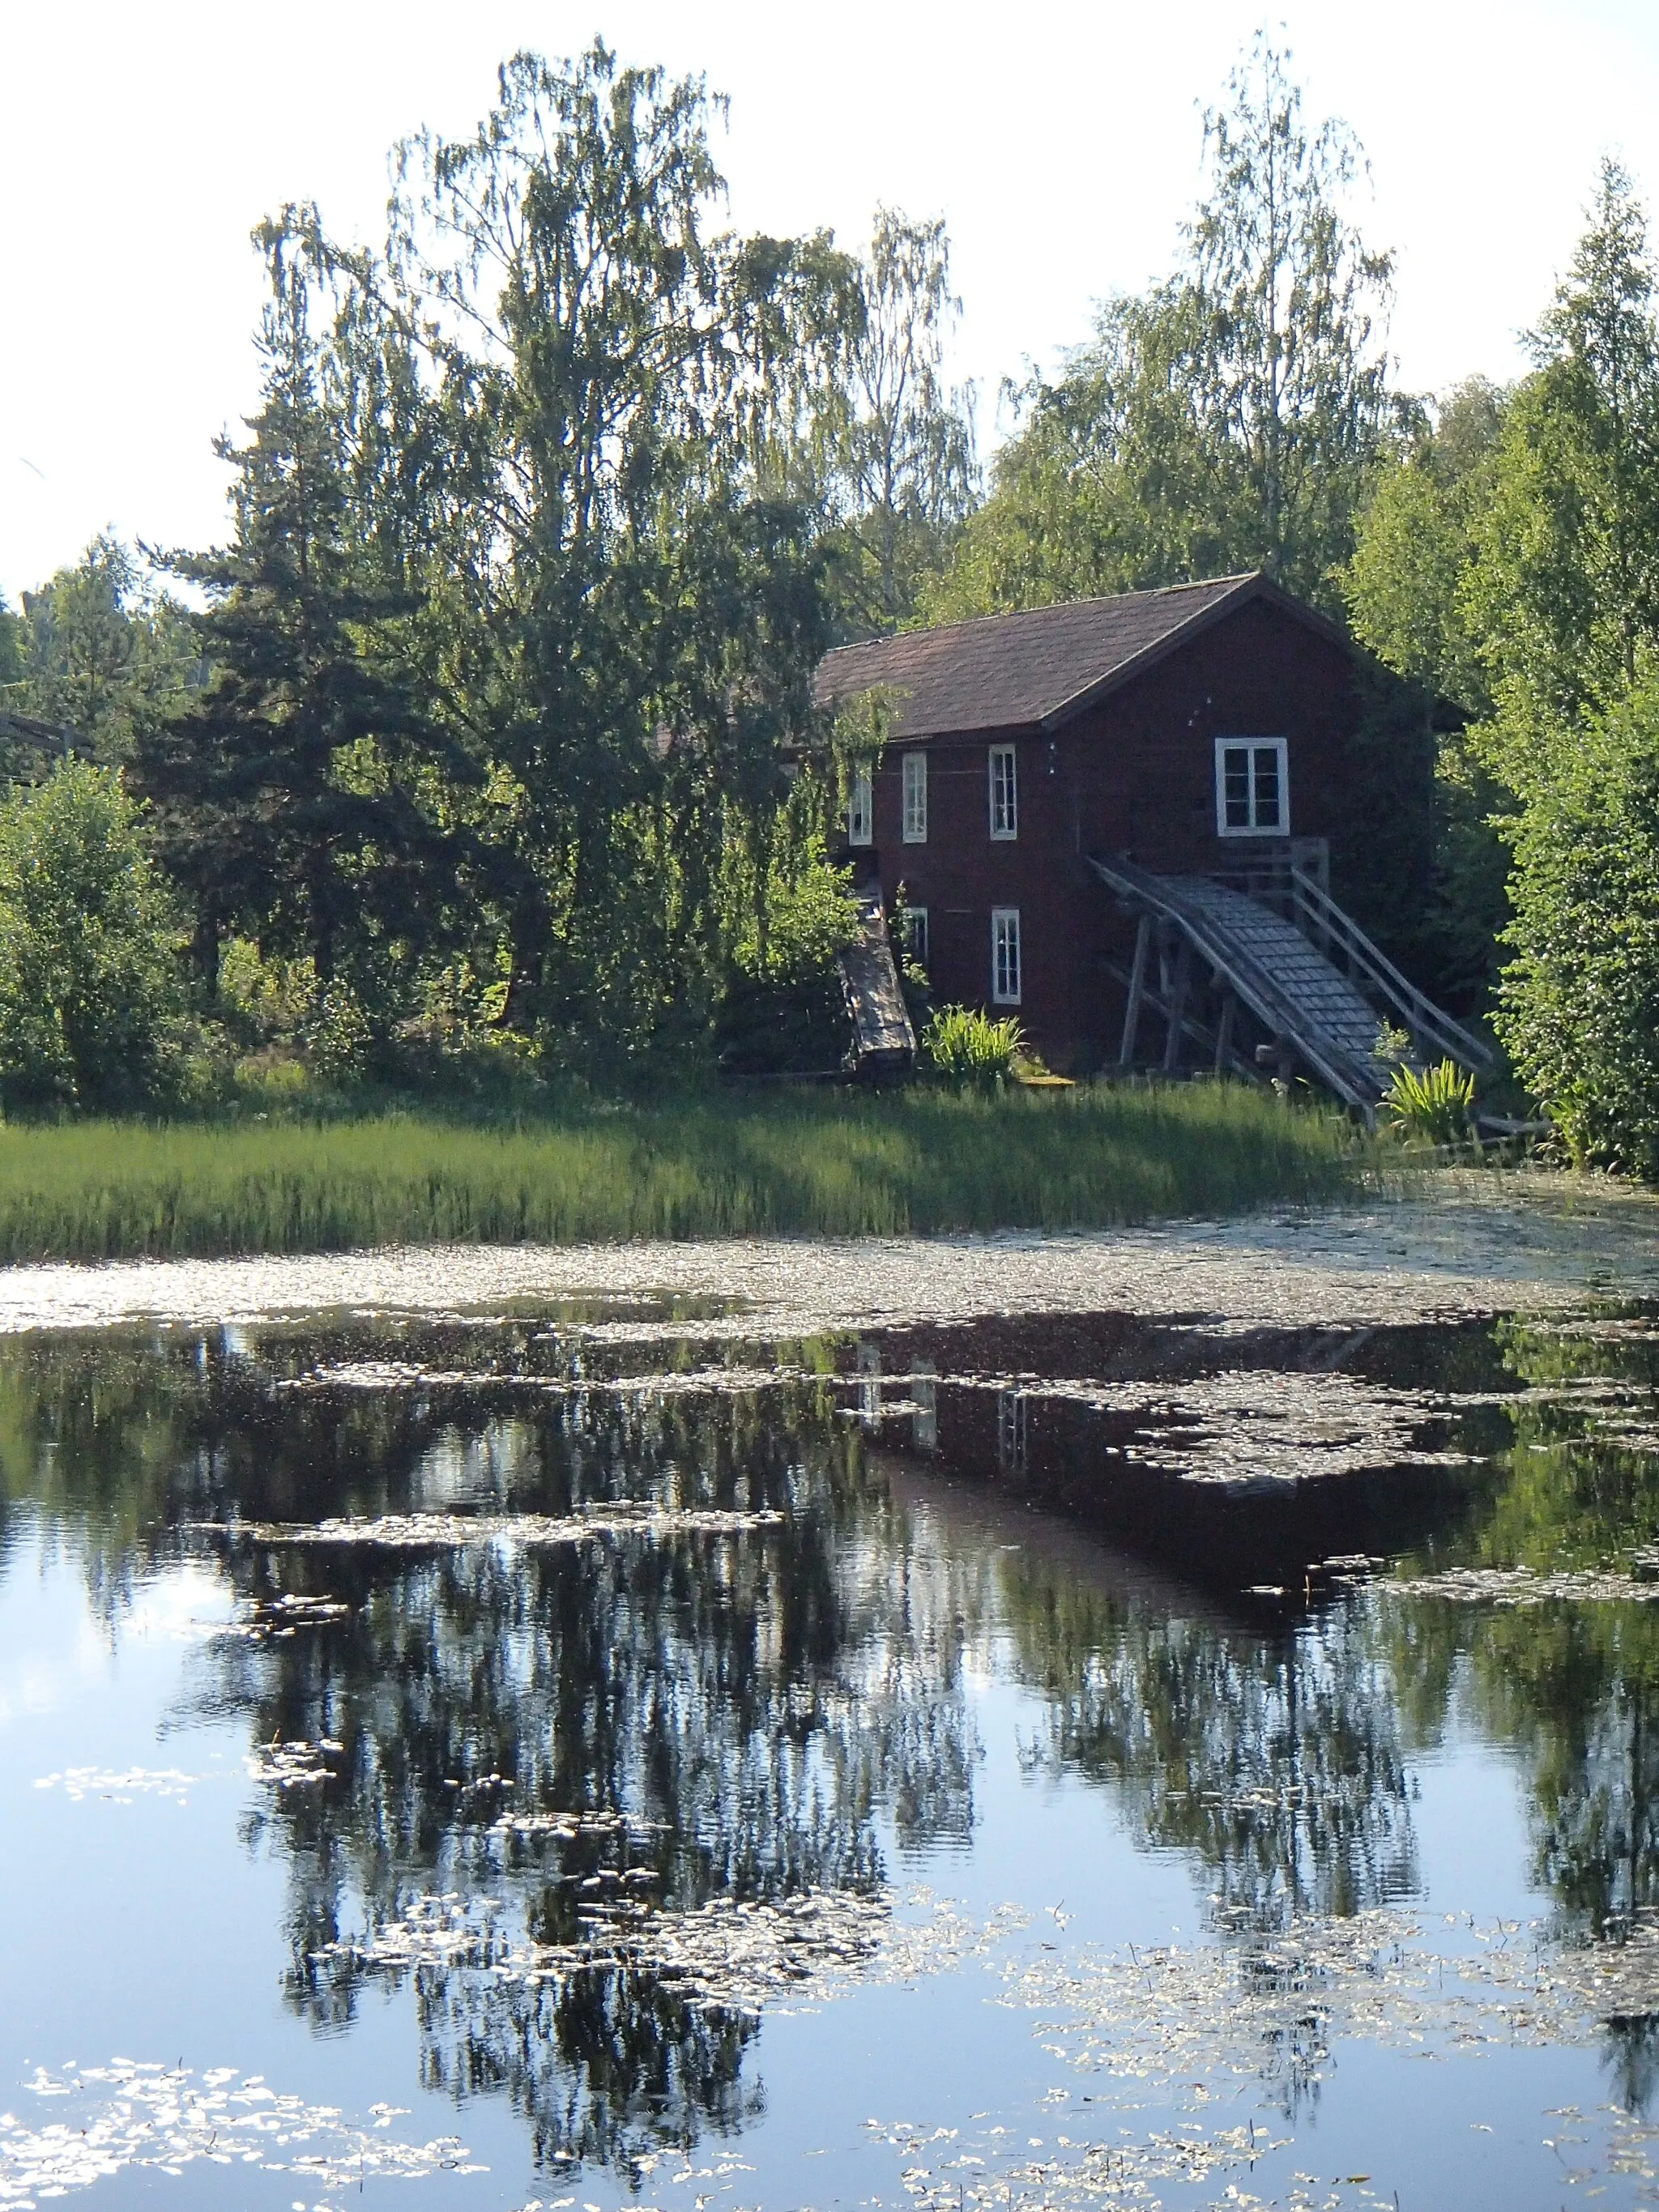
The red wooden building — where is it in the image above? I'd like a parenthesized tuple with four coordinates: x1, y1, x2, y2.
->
(816, 571, 1483, 1098)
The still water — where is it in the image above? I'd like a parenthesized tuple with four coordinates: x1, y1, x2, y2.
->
(6, 1293, 1659, 2209)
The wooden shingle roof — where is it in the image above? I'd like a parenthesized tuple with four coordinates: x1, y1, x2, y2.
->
(816, 572, 1342, 739)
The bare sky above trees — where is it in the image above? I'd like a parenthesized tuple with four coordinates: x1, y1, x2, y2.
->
(6, 0, 1659, 598)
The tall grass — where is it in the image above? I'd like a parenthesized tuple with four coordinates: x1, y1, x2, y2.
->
(0, 1084, 1367, 1264)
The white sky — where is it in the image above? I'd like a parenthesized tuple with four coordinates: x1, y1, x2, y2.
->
(5, 0, 1659, 603)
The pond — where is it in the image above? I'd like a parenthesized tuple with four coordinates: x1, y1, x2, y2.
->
(7, 1279, 1659, 2209)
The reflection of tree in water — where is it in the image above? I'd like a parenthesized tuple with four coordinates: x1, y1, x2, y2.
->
(206, 1384, 979, 2167)
(0, 1317, 981, 2169)
(39, 1302, 1659, 2138)
(417, 1958, 763, 2176)
(996, 1553, 1418, 1928)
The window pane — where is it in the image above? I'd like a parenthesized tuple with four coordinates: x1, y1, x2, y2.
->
(1223, 745, 1252, 829)
(992, 908, 1021, 1002)
(903, 907, 929, 965)
(848, 768, 872, 846)
(1252, 745, 1281, 829)
(990, 746, 1016, 836)
(902, 752, 927, 842)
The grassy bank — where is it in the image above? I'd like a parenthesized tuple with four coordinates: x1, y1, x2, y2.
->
(0, 1083, 1367, 1264)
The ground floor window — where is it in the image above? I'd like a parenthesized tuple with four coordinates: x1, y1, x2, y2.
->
(992, 906, 1021, 1004)
(847, 766, 873, 846)
(900, 906, 929, 967)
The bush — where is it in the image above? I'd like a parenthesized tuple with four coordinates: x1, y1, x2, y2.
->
(1495, 680, 1659, 1174)
(921, 1004, 1025, 1085)
(0, 761, 185, 1110)
(1381, 1059, 1476, 1145)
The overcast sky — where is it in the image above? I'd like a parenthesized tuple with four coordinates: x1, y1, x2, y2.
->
(5, 0, 1659, 603)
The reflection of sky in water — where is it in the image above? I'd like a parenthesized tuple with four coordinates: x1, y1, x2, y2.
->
(5, 1304, 1659, 2206)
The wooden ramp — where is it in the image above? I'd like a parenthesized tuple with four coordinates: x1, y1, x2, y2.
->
(1088, 855, 1490, 1116)
(838, 897, 916, 1073)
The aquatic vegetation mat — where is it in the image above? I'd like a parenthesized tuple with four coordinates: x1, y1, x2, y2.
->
(0, 2062, 484, 2208)
(206, 1506, 788, 1549)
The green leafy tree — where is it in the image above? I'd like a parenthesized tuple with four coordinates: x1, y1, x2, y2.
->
(1341, 379, 1512, 1004)
(3, 537, 194, 769)
(0, 761, 184, 1110)
(829, 209, 978, 633)
(923, 34, 1403, 622)
(1467, 160, 1659, 784)
(0, 599, 23, 693)
(1461, 166, 1659, 1154)
(1494, 678, 1659, 1173)
(360, 44, 859, 1063)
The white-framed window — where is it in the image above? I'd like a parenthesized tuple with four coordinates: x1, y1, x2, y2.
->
(902, 750, 928, 842)
(847, 765, 873, 846)
(989, 744, 1017, 839)
(900, 906, 929, 966)
(1214, 737, 1289, 837)
(992, 906, 1021, 1004)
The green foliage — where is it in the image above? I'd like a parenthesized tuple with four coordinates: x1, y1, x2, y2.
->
(2, 537, 195, 769)
(0, 761, 185, 1110)
(1494, 679, 1659, 1173)
(134, 215, 467, 1001)
(0, 600, 23, 692)
(1344, 377, 1507, 715)
(0, 1085, 1362, 1261)
(921, 35, 1403, 624)
(1467, 162, 1659, 790)
(1380, 1059, 1476, 1146)
(920, 1004, 1026, 1085)
(825, 209, 979, 633)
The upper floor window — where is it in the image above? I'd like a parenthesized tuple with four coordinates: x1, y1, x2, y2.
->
(847, 765, 873, 846)
(989, 744, 1017, 839)
(902, 751, 928, 842)
(992, 906, 1021, 1004)
(1215, 738, 1288, 837)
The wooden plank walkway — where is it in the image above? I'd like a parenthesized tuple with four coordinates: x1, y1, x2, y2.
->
(1171, 875, 1383, 1066)
(838, 897, 916, 1071)
(1088, 855, 1473, 1115)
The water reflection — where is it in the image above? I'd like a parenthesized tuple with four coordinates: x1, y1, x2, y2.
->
(11, 1302, 1659, 2158)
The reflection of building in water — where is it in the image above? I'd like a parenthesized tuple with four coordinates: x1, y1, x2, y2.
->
(412, 1417, 539, 1510)
(857, 1340, 881, 1429)
(912, 1360, 937, 1453)
(997, 1387, 1028, 1473)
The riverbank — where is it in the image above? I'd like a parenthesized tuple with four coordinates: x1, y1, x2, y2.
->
(0, 1168, 1651, 1335)
(0, 1085, 1356, 1264)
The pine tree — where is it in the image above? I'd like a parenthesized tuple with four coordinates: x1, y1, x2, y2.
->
(134, 213, 467, 1007)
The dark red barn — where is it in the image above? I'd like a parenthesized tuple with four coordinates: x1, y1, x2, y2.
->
(816, 572, 1483, 1101)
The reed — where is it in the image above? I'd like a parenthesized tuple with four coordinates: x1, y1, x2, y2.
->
(0, 1083, 1366, 1263)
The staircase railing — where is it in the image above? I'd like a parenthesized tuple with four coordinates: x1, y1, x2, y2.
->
(1286, 868, 1492, 1072)
(1087, 854, 1383, 1111)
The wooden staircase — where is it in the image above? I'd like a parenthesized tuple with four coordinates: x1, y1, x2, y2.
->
(1087, 855, 1490, 1117)
(838, 896, 916, 1073)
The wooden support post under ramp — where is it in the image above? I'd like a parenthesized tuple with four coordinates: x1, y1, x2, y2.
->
(1213, 988, 1237, 1075)
(1119, 914, 1151, 1067)
(1162, 938, 1192, 1074)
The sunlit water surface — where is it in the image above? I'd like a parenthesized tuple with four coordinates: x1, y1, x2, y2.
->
(6, 1298, 1659, 2209)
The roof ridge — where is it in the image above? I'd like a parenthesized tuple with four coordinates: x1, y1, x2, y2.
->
(821, 571, 1262, 656)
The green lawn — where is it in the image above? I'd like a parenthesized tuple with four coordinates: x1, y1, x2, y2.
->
(0, 1083, 1367, 1264)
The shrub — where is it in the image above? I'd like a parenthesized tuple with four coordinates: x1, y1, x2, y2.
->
(1381, 1059, 1476, 1145)
(0, 761, 185, 1110)
(921, 1004, 1025, 1085)
(1495, 680, 1659, 1173)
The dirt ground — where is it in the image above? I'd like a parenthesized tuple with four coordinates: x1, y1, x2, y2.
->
(0, 1168, 1654, 1336)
